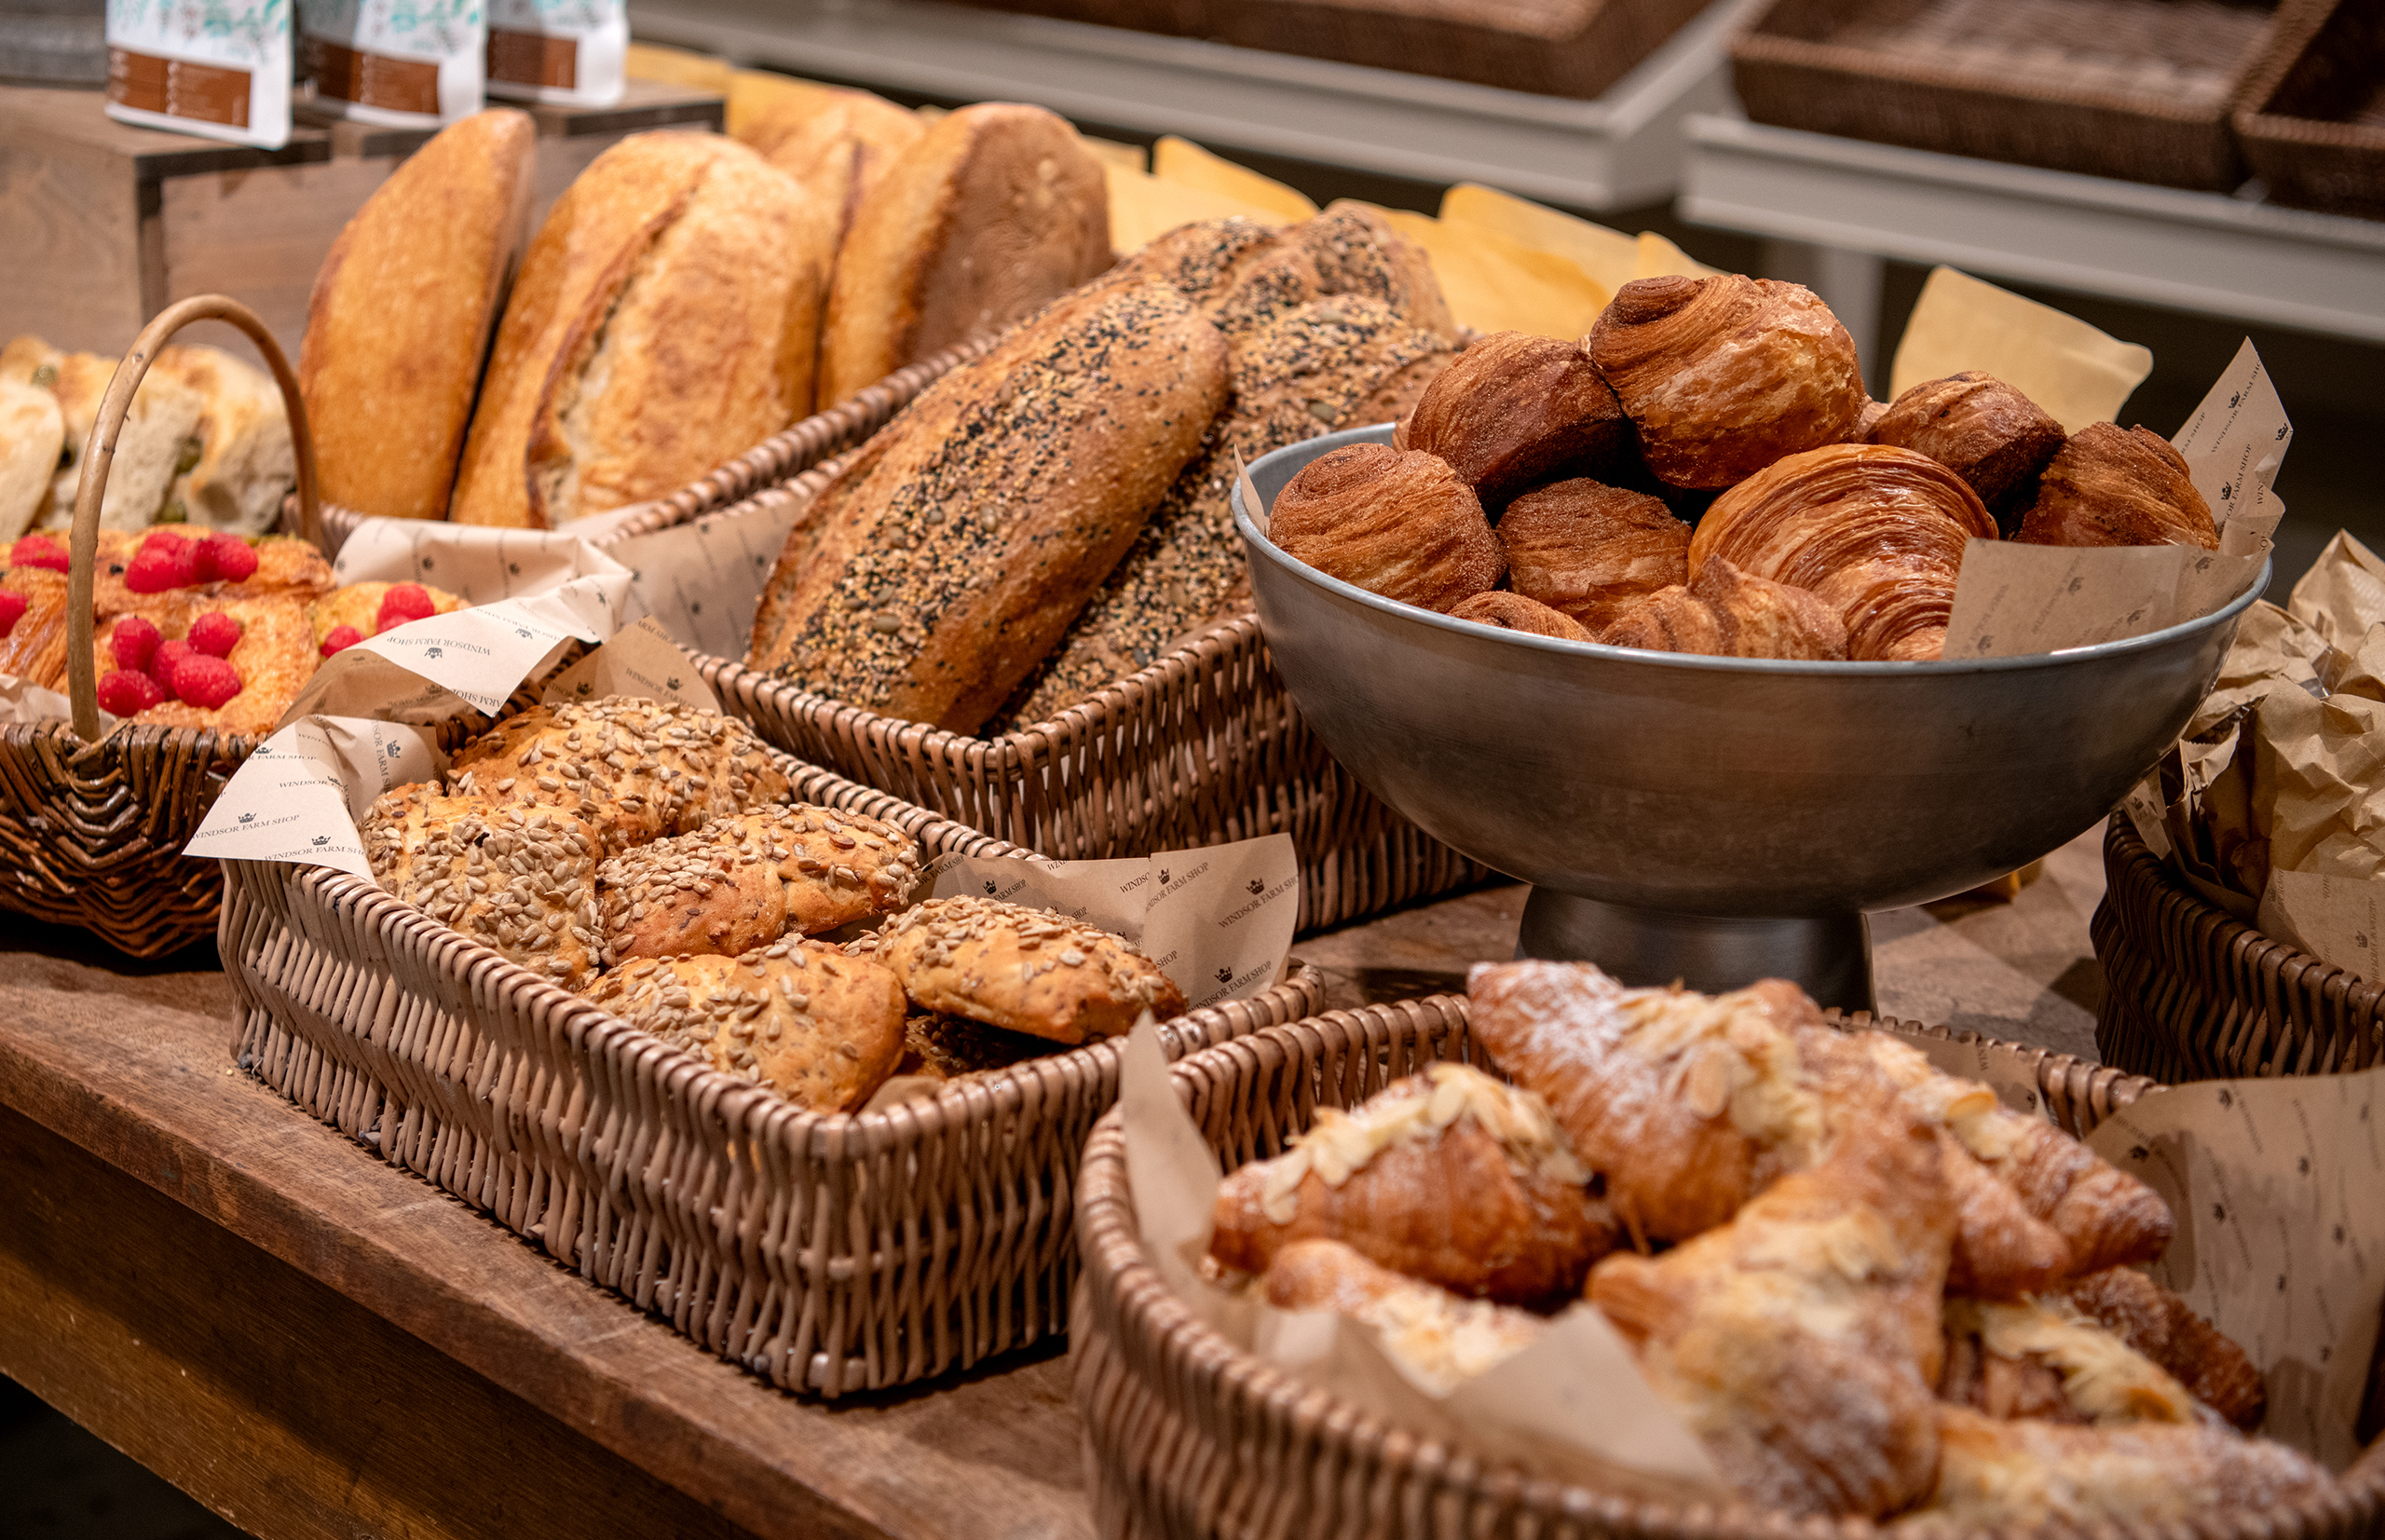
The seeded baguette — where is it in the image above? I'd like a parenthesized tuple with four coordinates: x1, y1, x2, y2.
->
(848, 895, 1186, 1045)
(363, 785, 603, 989)
(595, 804, 920, 965)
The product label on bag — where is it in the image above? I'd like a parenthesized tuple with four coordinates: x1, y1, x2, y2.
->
(297, 0, 486, 125)
(106, 0, 293, 147)
(482, 0, 622, 106)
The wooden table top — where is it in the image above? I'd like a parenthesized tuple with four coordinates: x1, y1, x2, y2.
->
(0, 828, 2112, 1539)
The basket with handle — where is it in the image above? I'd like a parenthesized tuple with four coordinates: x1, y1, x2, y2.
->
(222, 733, 1328, 1395)
(1071, 993, 2385, 1539)
(2093, 813, 2385, 1083)
(0, 295, 319, 957)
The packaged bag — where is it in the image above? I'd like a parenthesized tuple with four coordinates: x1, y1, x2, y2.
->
(105, 0, 294, 149)
(297, 0, 486, 127)
(483, 0, 624, 109)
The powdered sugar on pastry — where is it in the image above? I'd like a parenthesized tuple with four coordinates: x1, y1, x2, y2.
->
(1946, 1297, 2198, 1425)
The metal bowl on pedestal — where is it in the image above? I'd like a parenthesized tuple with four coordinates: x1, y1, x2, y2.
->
(1233, 425, 2263, 1011)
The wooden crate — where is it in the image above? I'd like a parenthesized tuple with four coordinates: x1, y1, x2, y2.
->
(0, 79, 722, 368)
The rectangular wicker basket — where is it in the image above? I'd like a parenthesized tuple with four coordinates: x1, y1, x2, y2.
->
(222, 745, 1325, 1396)
(2235, 0, 2385, 220)
(1729, 0, 2310, 192)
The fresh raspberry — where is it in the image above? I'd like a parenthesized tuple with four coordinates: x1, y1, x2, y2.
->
(375, 582, 436, 634)
(125, 531, 200, 593)
(319, 623, 363, 658)
(150, 638, 196, 688)
(10, 534, 68, 573)
(170, 653, 243, 710)
(187, 610, 243, 658)
(97, 668, 167, 716)
(0, 589, 23, 638)
(110, 615, 161, 673)
(194, 532, 258, 584)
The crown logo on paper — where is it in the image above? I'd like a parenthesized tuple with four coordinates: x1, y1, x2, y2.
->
(984, 879, 998, 895)
(387, 742, 402, 759)
(2217, 1087, 2234, 1109)
(667, 677, 682, 690)
(509, 562, 521, 576)
(311, 835, 329, 847)
(1158, 869, 1171, 887)
(238, 811, 254, 823)
(425, 647, 443, 661)
(1215, 966, 1233, 984)
(1247, 879, 1263, 895)
(2129, 1145, 2149, 1162)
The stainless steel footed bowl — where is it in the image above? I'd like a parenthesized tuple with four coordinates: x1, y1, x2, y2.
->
(1234, 426, 2265, 1010)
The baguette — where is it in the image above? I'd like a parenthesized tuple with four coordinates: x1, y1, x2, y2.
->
(818, 102, 1111, 406)
(750, 279, 1228, 732)
(301, 109, 535, 522)
(451, 133, 835, 528)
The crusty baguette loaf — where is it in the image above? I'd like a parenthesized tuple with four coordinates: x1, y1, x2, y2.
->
(818, 102, 1111, 406)
(744, 89, 925, 249)
(301, 110, 534, 522)
(451, 132, 836, 528)
(749, 279, 1228, 732)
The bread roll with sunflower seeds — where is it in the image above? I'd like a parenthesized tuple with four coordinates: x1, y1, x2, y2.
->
(848, 895, 1186, 1045)
(362, 784, 603, 989)
(595, 804, 920, 965)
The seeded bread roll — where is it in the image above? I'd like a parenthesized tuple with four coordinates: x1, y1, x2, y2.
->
(749, 279, 1229, 733)
(894, 1010, 1057, 1083)
(819, 102, 1111, 406)
(301, 109, 535, 522)
(1498, 478, 1691, 634)
(1395, 332, 1632, 507)
(848, 895, 1188, 1045)
(595, 803, 920, 965)
(363, 785, 602, 988)
(1268, 442, 1504, 612)
(447, 698, 794, 855)
(588, 942, 906, 1111)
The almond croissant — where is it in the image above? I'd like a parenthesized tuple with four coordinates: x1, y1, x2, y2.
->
(1688, 443, 1997, 661)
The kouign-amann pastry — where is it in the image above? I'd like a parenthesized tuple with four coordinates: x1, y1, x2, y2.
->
(1689, 443, 1997, 661)
(1598, 557, 1848, 661)
(1496, 478, 1689, 634)
(448, 698, 794, 855)
(1586, 274, 1868, 490)
(2059, 1265, 2267, 1429)
(1210, 1062, 1616, 1307)
(1267, 443, 1504, 612)
(587, 940, 906, 1112)
(1393, 331, 1632, 507)
(1589, 1113, 1957, 1519)
(2019, 422, 2220, 552)
(1448, 591, 1593, 643)
(363, 785, 602, 989)
(1868, 372, 2066, 524)
(1936, 1296, 2198, 1425)
(850, 895, 1187, 1045)
(1261, 1238, 1543, 1395)
(594, 804, 920, 965)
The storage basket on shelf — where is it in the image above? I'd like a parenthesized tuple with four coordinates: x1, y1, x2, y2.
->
(1071, 993, 2385, 1540)
(2234, 0, 2385, 221)
(221, 741, 1326, 1397)
(0, 295, 317, 957)
(2093, 813, 2385, 1082)
(1728, 0, 2314, 192)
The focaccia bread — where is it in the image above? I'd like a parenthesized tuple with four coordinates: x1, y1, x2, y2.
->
(848, 894, 1187, 1045)
(447, 698, 794, 855)
(819, 102, 1111, 406)
(0, 375, 62, 540)
(1, 336, 206, 531)
(594, 804, 920, 964)
(749, 279, 1229, 732)
(451, 132, 835, 527)
(302, 110, 533, 523)
(362, 784, 603, 988)
(587, 941, 906, 1112)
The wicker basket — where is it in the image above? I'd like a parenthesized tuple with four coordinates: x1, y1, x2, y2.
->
(222, 741, 1326, 1397)
(0, 295, 318, 958)
(1729, 0, 2312, 192)
(2093, 814, 2385, 1082)
(1072, 993, 2385, 1539)
(2235, 0, 2385, 220)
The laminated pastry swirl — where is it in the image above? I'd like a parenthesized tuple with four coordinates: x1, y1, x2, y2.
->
(1688, 443, 1997, 662)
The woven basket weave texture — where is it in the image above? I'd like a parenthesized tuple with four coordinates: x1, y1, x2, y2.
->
(2234, 0, 2385, 219)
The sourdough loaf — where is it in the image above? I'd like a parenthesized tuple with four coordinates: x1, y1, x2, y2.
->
(744, 89, 925, 248)
(817, 102, 1111, 406)
(301, 109, 535, 522)
(450, 132, 835, 528)
(0, 377, 61, 539)
(749, 279, 1229, 733)
(1, 338, 205, 531)
(153, 345, 297, 534)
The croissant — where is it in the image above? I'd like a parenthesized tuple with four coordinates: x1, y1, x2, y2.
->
(2059, 1265, 2267, 1430)
(1586, 274, 1867, 489)
(1589, 1111, 1956, 1519)
(1267, 442, 1504, 611)
(1448, 590, 1593, 643)
(1868, 372, 2066, 525)
(1210, 1063, 1616, 1306)
(1909, 1408, 2333, 1533)
(2017, 422, 2219, 551)
(1495, 478, 1688, 633)
(1937, 1296, 2199, 1426)
(1598, 556, 1848, 661)
(1394, 331, 1633, 507)
(1262, 1238, 1543, 1394)
(1688, 443, 1997, 661)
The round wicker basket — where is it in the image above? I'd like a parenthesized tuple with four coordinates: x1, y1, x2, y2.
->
(1071, 996, 2385, 1540)
(2094, 815, 2385, 1083)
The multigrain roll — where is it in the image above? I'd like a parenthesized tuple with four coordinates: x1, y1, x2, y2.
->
(1268, 442, 1503, 612)
(819, 102, 1111, 405)
(1496, 478, 1689, 634)
(848, 895, 1187, 1045)
(1870, 372, 2066, 525)
(594, 804, 920, 964)
(450, 133, 835, 528)
(362, 785, 603, 988)
(301, 109, 535, 522)
(1394, 331, 1632, 506)
(1205, 201, 1456, 344)
(2018, 423, 2218, 552)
